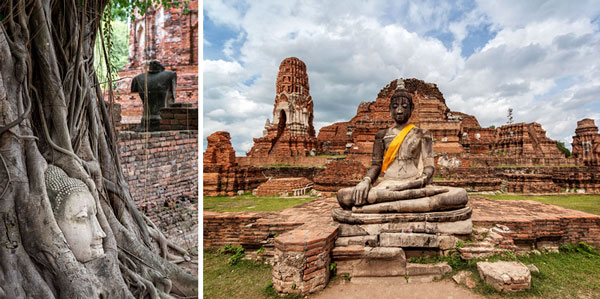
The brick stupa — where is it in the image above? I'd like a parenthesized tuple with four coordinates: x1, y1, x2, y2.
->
(246, 57, 319, 157)
(572, 118, 600, 165)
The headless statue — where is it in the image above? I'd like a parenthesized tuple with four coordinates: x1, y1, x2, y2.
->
(131, 60, 177, 131)
(337, 89, 467, 213)
(45, 165, 106, 262)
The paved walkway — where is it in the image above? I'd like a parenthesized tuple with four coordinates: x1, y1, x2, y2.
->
(312, 277, 484, 299)
(261, 195, 600, 227)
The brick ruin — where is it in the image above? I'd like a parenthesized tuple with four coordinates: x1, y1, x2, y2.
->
(572, 118, 600, 166)
(247, 57, 319, 157)
(117, 130, 198, 251)
(203, 131, 266, 196)
(313, 159, 367, 193)
(254, 177, 313, 197)
(205, 61, 599, 195)
(203, 196, 600, 295)
(110, 0, 198, 126)
(100, 2, 199, 251)
(318, 78, 568, 168)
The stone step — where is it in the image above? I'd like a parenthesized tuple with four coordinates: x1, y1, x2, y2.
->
(463, 241, 494, 248)
(338, 219, 473, 237)
(335, 235, 378, 247)
(379, 233, 457, 249)
(332, 246, 404, 259)
(332, 207, 472, 224)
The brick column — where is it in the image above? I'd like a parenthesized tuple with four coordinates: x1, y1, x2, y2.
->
(272, 222, 338, 295)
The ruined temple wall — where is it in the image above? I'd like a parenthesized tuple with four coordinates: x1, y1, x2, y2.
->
(438, 166, 600, 193)
(109, 129, 198, 250)
(260, 167, 324, 181)
(119, 131, 198, 207)
(572, 118, 600, 166)
(203, 131, 267, 195)
(204, 131, 236, 168)
(203, 165, 267, 196)
(317, 122, 351, 155)
(109, 1, 198, 125)
(239, 155, 331, 168)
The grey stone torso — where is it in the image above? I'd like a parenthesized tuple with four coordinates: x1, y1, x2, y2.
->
(131, 70, 176, 118)
(378, 126, 434, 183)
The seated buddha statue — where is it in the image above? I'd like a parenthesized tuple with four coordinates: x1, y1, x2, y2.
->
(336, 89, 467, 213)
(45, 165, 106, 262)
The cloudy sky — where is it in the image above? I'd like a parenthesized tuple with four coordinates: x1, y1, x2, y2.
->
(203, 0, 600, 155)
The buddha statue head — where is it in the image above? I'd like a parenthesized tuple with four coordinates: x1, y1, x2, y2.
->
(45, 165, 106, 262)
(389, 89, 413, 125)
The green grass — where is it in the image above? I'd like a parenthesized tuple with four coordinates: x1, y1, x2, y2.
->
(204, 243, 600, 299)
(432, 177, 451, 181)
(314, 154, 346, 158)
(480, 194, 600, 215)
(514, 244, 600, 298)
(409, 244, 600, 298)
(203, 249, 274, 299)
(203, 193, 317, 212)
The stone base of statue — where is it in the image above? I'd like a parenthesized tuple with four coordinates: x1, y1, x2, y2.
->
(331, 186, 472, 278)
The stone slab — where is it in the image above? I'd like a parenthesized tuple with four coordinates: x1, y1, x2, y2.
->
(335, 235, 378, 247)
(335, 247, 406, 277)
(477, 261, 531, 293)
(379, 233, 457, 249)
(338, 219, 473, 237)
(332, 246, 404, 260)
(332, 207, 472, 224)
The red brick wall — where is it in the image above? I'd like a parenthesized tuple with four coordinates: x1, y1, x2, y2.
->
(203, 212, 302, 250)
(160, 106, 198, 131)
(473, 216, 600, 247)
(237, 156, 330, 167)
(119, 130, 198, 209)
(254, 177, 313, 196)
(313, 159, 367, 192)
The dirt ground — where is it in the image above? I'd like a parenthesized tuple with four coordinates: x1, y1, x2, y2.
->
(311, 277, 484, 299)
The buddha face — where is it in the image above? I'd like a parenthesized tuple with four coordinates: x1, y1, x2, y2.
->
(55, 190, 106, 262)
(390, 95, 413, 125)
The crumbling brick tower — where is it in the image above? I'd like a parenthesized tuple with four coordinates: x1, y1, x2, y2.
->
(247, 57, 319, 157)
(572, 118, 600, 165)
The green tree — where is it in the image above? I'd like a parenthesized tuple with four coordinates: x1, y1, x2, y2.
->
(94, 18, 129, 91)
(0, 1, 196, 298)
(557, 141, 571, 158)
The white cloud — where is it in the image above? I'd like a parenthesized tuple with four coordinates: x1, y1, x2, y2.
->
(475, 0, 600, 29)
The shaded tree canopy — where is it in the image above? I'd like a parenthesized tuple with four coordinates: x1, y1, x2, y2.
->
(0, 0, 197, 298)
(557, 141, 571, 158)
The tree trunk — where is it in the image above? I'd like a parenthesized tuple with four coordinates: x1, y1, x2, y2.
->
(0, 1, 197, 298)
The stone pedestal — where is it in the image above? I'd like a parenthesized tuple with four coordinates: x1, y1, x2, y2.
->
(332, 206, 472, 278)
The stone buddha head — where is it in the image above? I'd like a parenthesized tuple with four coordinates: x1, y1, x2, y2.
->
(45, 165, 106, 262)
(390, 89, 413, 125)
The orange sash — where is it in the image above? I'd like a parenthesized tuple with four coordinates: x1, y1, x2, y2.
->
(381, 125, 415, 174)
